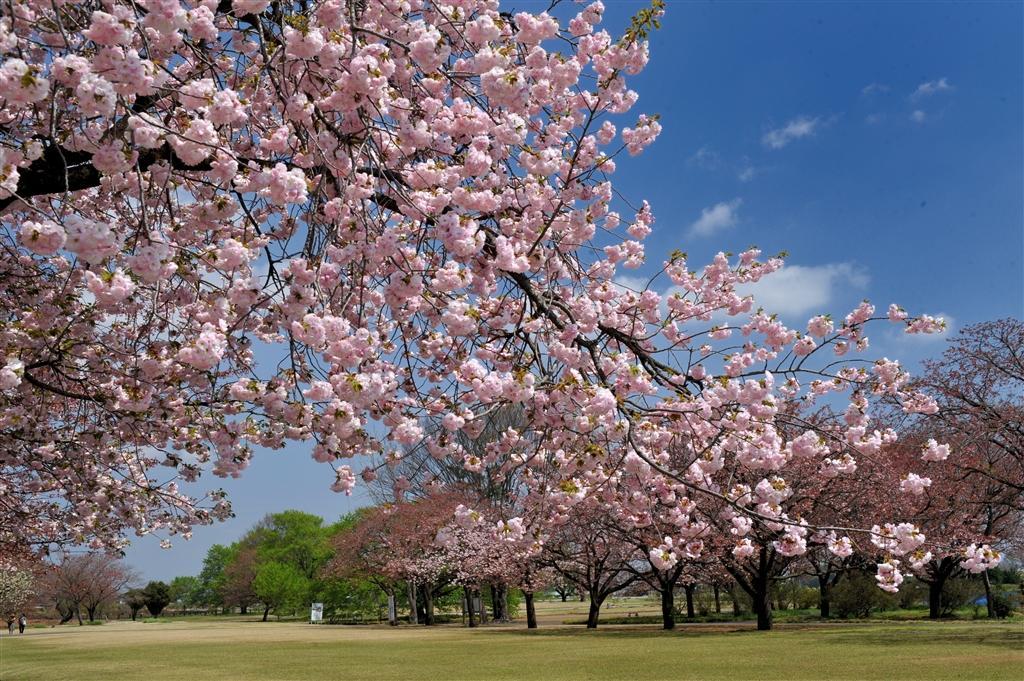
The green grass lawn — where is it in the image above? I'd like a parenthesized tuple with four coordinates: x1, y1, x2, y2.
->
(1, 618, 1021, 681)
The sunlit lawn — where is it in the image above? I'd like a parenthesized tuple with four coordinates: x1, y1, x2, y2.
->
(1, 610, 1021, 681)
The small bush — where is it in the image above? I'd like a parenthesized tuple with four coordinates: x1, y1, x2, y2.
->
(940, 579, 977, 617)
(990, 592, 1014, 619)
(831, 571, 896, 618)
(897, 578, 928, 609)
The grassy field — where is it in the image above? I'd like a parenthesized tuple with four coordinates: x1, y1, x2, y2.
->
(2, 604, 1022, 681)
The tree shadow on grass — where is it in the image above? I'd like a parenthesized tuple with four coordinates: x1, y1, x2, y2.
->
(494, 622, 1024, 649)
(496, 625, 763, 639)
(818, 628, 1024, 650)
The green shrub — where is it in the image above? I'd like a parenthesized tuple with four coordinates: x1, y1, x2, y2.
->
(939, 579, 977, 617)
(990, 592, 1013, 619)
(897, 578, 928, 609)
(831, 571, 896, 618)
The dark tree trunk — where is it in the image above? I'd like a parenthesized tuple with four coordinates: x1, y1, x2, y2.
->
(983, 570, 995, 618)
(818, 579, 831, 619)
(660, 588, 675, 630)
(86, 606, 98, 622)
(560, 593, 568, 602)
(240, 605, 247, 615)
(928, 580, 943, 619)
(754, 589, 772, 631)
(747, 547, 774, 630)
(262, 606, 270, 622)
(579, 592, 585, 602)
(713, 584, 721, 614)
(496, 584, 509, 622)
(731, 588, 741, 616)
(525, 591, 537, 629)
(586, 595, 603, 629)
(76, 607, 83, 626)
(465, 587, 477, 628)
(684, 584, 696, 619)
(928, 558, 956, 619)
(423, 584, 435, 625)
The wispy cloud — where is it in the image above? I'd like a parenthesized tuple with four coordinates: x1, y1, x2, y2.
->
(911, 77, 953, 100)
(689, 147, 763, 183)
(613, 275, 649, 293)
(861, 82, 890, 96)
(738, 263, 869, 318)
(737, 164, 758, 182)
(762, 116, 821, 149)
(689, 199, 742, 238)
(687, 146, 724, 170)
(910, 109, 927, 124)
(865, 113, 886, 125)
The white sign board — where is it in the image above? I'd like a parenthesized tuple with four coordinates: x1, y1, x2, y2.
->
(310, 602, 323, 623)
(387, 594, 397, 623)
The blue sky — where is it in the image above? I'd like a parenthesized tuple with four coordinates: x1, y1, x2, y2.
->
(126, 1, 1023, 580)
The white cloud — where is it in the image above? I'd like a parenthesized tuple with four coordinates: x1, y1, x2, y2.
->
(910, 109, 927, 123)
(911, 78, 952, 99)
(762, 116, 821, 149)
(861, 82, 890, 96)
(613, 275, 648, 293)
(737, 163, 758, 182)
(737, 263, 869, 318)
(865, 113, 886, 125)
(689, 148, 762, 183)
(688, 146, 723, 170)
(689, 199, 742, 238)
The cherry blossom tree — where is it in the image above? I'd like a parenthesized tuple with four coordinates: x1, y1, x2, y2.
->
(43, 553, 136, 624)
(0, 0, 971, 597)
(515, 559, 553, 629)
(543, 502, 641, 629)
(915, 319, 1023, 506)
(869, 435, 1009, 619)
(690, 412, 884, 630)
(910, 318, 1024, 618)
(325, 507, 401, 623)
(434, 504, 539, 625)
(598, 473, 718, 629)
(0, 566, 35, 621)
(79, 554, 138, 621)
(326, 493, 469, 624)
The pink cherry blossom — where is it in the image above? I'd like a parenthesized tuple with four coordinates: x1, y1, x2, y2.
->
(0, 0, 968, 568)
(875, 559, 904, 593)
(899, 473, 932, 496)
(18, 220, 66, 256)
(921, 439, 951, 462)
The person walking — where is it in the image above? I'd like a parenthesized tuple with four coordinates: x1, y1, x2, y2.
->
(18, 613, 27, 634)
(6, 615, 13, 636)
